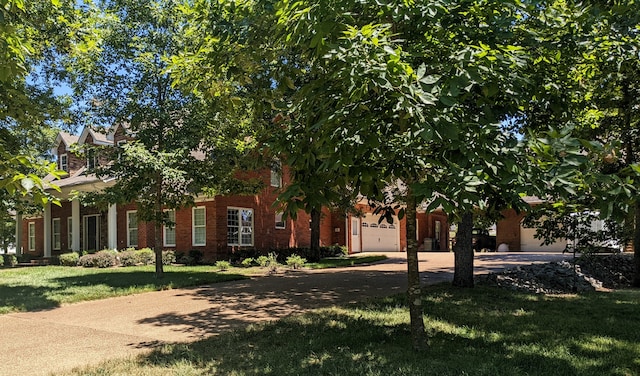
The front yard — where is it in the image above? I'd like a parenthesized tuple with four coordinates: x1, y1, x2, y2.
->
(0, 254, 387, 314)
(60, 285, 640, 376)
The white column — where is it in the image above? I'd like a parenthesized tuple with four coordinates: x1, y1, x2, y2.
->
(108, 204, 117, 250)
(15, 214, 23, 256)
(43, 203, 52, 257)
(72, 199, 80, 252)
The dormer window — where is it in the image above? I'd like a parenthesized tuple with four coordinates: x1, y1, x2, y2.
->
(87, 150, 98, 170)
(270, 159, 282, 188)
(59, 154, 68, 172)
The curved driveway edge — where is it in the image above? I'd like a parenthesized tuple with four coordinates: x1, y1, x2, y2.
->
(0, 252, 569, 376)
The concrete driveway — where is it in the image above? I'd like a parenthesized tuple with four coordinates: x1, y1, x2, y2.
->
(0, 251, 569, 376)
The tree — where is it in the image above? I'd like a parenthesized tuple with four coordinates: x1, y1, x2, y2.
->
(67, 0, 258, 278)
(0, 0, 73, 204)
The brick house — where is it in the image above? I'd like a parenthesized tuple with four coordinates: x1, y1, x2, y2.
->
(15, 126, 450, 260)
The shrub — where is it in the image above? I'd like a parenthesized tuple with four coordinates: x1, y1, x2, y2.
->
(241, 257, 255, 267)
(79, 250, 118, 268)
(162, 250, 176, 265)
(119, 250, 139, 267)
(256, 255, 269, 267)
(215, 260, 231, 271)
(59, 252, 80, 266)
(0, 255, 3, 266)
(286, 254, 307, 270)
(4, 254, 17, 267)
(136, 248, 155, 265)
(189, 249, 204, 264)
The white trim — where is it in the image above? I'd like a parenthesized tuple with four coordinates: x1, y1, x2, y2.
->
(192, 207, 206, 246)
(52, 218, 61, 250)
(227, 207, 254, 246)
(43, 203, 51, 257)
(28, 222, 36, 251)
(270, 159, 282, 187)
(163, 209, 176, 247)
(71, 200, 80, 252)
(107, 204, 117, 250)
(126, 210, 138, 247)
(59, 154, 68, 172)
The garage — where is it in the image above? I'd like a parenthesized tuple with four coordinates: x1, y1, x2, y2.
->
(520, 226, 567, 252)
(361, 213, 400, 252)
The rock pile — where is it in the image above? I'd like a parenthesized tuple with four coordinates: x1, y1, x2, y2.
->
(477, 254, 634, 294)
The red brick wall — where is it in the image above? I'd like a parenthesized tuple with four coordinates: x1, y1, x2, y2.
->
(496, 209, 524, 251)
(329, 210, 346, 246)
(50, 201, 72, 253)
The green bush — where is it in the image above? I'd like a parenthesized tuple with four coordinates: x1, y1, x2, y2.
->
(162, 250, 176, 265)
(189, 249, 204, 264)
(256, 255, 269, 267)
(286, 254, 307, 270)
(241, 257, 255, 267)
(136, 248, 155, 265)
(59, 252, 80, 266)
(0, 255, 3, 266)
(78, 250, 118, 268)
(4, 254, 17, 267)
(215, 260, 231, 271)
(119, 250, 139, 266)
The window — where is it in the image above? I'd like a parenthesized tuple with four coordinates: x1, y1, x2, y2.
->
(87, 150, 98, 169)
(127, 211, 138, 247)
(270, 159, 282, 187)
(164, 210, 176, 247)
(117, 140, 127, 159)
(28, 222, 36, 251)
(59, 154, 68, 172)
(275, 212, 285, 229)
(352, 219, 359, 235)
(67, 217, 73, 249)
(52, 218, 61, 250)
(227, 208, 253, 246)
(192, 207, 206, 246)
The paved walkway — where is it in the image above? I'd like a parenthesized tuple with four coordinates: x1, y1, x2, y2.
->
(0, 252, 569, 376)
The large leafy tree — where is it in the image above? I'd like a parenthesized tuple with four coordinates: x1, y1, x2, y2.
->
(0, 0, 74, 204)
(67, 0, 258, 278)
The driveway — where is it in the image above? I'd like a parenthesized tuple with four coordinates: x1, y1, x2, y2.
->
(0, 251, 569, 376)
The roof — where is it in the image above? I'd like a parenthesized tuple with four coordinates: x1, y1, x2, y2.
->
(78, 127, 113, 146)
(54, 131, 80, 153)
(45, 167, 100, 188)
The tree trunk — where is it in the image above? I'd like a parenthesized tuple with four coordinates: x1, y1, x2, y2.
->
(452, 211, 474, 288)
(405, 191, 428, 351)
(310, 207, 321, 261)
(633, 202, 640, 287)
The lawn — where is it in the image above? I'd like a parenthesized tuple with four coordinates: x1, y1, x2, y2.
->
(0, 265, 246, 314)
(61, 286, 640, 376)
(305, 255, 387, 269)
(0, 255, 386, 314)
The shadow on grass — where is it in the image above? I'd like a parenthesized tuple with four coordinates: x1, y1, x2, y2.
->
(134, 287, 640, 376)
(0, 269, 246, 314)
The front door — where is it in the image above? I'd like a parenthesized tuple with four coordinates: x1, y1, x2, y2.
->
(351, 218, 361, 253)
(84, 215, 100, 251)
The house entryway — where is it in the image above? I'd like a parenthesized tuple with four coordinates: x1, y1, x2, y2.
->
(83, 215, 100, 252)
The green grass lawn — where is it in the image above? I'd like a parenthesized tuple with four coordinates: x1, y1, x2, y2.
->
(305, 254, 387, 269)
(0, 255, 387, 314)
(61, 286, 640, 376)
(0, 265, 246, 314)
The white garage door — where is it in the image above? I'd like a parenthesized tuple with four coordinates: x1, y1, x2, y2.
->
(361, 214, 400, 252)
(520, 226, 567, 252)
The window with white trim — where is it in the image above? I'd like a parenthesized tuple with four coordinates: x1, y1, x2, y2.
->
(270, 159, 282, 187)
(87, 149, 98, 169)
(28, 222, 36, 251)
(67, 217, 73, 249)
(227, 208, 253, 246)
(275, 212, 285, 229)
(192, 207, 206, 246)
(164, 209, 176, 247)
(59, 154, 68, 172)
(52, 218, 61, 250)
(127, 211, 138, 247)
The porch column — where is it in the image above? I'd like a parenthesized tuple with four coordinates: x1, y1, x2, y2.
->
(43, 203, 52, 257)
(108, 204, 117, 250)
(15, 214, 22, 256)
(72, 199, 80, 252)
